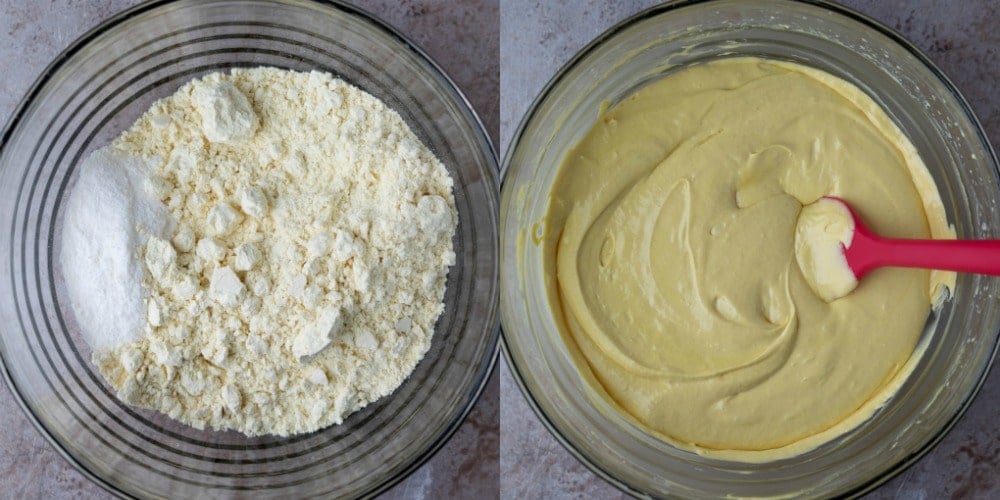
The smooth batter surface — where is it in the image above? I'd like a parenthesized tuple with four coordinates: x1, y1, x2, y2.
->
(544, 58, 953, 458)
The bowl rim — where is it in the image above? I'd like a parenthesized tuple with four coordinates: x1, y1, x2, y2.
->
(498, 0, 1000, 497)
(0, 0, 500, 497)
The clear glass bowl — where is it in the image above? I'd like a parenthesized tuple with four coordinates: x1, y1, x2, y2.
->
(500, 0, 999, 497)
(0, 0, 499, 497)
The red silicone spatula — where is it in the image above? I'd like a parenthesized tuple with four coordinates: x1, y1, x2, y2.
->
(795, 196, 1000, 302)
(831, 197, 1000, 279)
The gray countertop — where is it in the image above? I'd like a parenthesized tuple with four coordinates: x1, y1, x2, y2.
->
(500, 0, 1000, 498)
(0, 1, 498, 498)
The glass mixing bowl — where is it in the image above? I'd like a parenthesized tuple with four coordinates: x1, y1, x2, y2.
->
(0, 0, 499, 497)
(500, 0, 999, 497)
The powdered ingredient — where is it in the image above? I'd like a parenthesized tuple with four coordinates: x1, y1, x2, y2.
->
(65, 68, 456, 436)
(61, 147, 173, 351)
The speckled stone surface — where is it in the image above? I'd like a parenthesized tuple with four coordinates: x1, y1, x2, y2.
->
(0, 1, 498, 498)
(500, 1, 1000, 498)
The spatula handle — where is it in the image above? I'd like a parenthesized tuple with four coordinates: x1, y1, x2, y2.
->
(846, 230, 1000, 278)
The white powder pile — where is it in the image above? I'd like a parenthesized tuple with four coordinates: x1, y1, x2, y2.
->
(61, 147, 173, 351)
(61, 68, 456, 436)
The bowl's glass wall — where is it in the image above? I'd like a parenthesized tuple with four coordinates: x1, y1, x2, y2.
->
(0, 0, 499, 497)
(500, 0, 999, 497)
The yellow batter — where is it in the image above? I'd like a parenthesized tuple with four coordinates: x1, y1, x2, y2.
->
(544, 57, 953, 459)
(794, 197, 860, 302)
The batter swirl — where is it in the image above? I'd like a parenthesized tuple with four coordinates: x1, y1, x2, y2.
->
(545, 58, 952, 458)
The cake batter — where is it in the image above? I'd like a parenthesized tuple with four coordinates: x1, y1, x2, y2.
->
(544, 57, 953, 458)
(794, 197, 860, 303)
